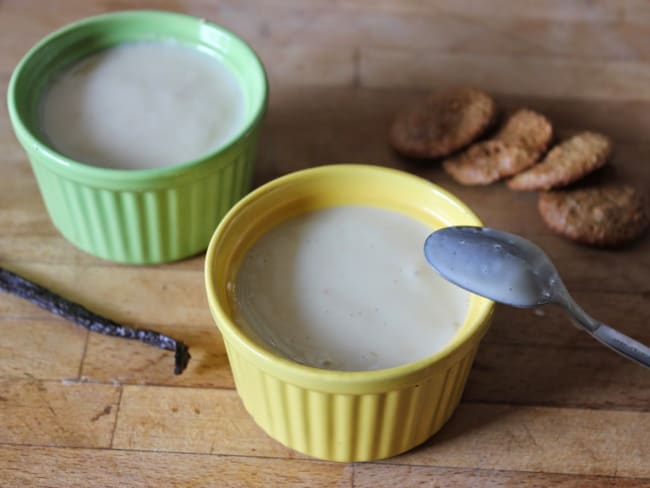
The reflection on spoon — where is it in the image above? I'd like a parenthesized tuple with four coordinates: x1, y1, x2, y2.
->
(424, 226, 650, 368)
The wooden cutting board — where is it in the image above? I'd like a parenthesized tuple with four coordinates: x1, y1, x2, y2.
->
(1, 1, 649, 486)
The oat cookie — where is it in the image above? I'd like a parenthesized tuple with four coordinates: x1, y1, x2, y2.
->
(538, 185, 649, 246)
(389, 87, 496, 158)
(443, 140, 532, 185)
(496, 108, 553, 160)
(508, 131, 612, 191)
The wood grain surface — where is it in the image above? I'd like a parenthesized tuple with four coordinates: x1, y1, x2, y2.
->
(1, 1, 649, 486)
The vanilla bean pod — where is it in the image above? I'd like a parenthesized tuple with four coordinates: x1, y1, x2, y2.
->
(0, 266, 190, 374)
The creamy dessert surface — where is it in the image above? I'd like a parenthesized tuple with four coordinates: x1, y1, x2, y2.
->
(233, 205, 471, 371)
(40, 41, 245, 169)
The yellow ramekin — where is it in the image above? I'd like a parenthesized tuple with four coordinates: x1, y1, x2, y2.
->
(205, 164, 494, 462)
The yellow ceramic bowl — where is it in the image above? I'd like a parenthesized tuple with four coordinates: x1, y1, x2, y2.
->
(205, 164, 494, 462)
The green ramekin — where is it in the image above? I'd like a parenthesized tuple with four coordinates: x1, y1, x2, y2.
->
(7, 10, 267, 264)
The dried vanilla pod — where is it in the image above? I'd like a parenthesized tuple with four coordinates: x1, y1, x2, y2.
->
(0, 266, 190, 375)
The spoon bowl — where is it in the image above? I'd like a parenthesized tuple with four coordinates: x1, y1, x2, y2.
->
(424, 226, 650, 368)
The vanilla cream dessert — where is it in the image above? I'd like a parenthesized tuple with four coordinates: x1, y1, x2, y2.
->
(233, 206, 471, 371)
(40, 41, 245, 169)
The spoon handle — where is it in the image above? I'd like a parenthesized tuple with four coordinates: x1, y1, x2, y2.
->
(590, 325, 650, 368)
(563, 298, 650, 368)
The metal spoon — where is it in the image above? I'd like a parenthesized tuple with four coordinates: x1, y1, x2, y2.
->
(424, 226, 650, 368)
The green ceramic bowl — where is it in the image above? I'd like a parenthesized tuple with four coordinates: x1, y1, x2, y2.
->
(7, 10, 267, 264)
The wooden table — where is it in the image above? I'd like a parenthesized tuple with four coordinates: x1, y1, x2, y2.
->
(1, 1, 649, 486)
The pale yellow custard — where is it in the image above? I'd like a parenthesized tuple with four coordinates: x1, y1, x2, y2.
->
(40, 41, 245, 170)
(233, 205, 471, 371)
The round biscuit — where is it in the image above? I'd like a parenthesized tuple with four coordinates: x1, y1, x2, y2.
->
(538, 185, 649, 246)
(389, 87, 496, 158)
(508, 131, 612, 191)
(496, 108, 553, 159)
(443, 140, 534, 185)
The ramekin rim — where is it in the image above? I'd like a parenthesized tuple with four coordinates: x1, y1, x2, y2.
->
(7, 9, 268, 184)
